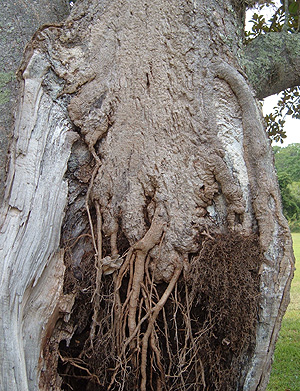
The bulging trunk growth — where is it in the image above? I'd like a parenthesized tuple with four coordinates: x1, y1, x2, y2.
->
(0, 1, 295, 390)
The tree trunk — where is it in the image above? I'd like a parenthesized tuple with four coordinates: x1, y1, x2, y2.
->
(0, 1, 295, 390)
(0, 0, 70, 204)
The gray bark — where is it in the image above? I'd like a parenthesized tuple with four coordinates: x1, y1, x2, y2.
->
(0, 48, 77, 390)
(0, 1, 71, 390)
(243, 32, 300, 99)
(0, 0, 70, 203)
(0, 0, 295, 390)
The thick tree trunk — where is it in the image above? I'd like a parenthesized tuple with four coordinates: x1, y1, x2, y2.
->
(0, 1, 295, 390)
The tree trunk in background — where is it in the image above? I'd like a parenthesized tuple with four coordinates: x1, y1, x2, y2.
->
(0, 1, 295, 390)
(0, 0, 70, 203)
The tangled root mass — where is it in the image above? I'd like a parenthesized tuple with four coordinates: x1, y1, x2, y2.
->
(57, 230, 263, 391)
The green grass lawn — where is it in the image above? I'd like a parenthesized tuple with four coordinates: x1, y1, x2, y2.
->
(267, 233, 300, 391)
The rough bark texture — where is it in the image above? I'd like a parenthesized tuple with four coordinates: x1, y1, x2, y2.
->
(0, 0, 70, 204)
(243, 32, 300, 99)
(0, 0, 295, 390)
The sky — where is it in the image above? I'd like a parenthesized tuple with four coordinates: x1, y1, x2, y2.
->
(263, 95, 299, 147)
(246, 1, 299, 147)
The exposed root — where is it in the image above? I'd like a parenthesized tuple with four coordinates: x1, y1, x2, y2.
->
(58, 353, 102, 386)
(89, 200, 103, 348)
(58, 203, 263, 391)
(85, 147, 101, 255)
(140, 263, 182, 391)
(127, 252, 147, 349)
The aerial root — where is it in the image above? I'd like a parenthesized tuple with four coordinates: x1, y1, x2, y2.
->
(86, 207, 182, 389)
(107, 252, 183, 391)
(89, 199, 103, 348)
(85, 145, 101, 256)
(59, 222, 262, 391)
(71, 176, 261, 391)
(140, 263, 182, 391)
(85, 203, 212, 390)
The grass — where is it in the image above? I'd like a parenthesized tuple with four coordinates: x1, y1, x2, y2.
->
(267, 233, 300, 391)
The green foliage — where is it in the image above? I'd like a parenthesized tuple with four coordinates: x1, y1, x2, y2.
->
(246, 0, 300, 40)
(278, 172, 300, 220)
(245, 1, 300, 143)
(265, 86, 300, 143)
(274, 144, 300, 231)
(274, 143, 300, 182)
(289, 182, 300, 231)
(289, 181, 300, 201)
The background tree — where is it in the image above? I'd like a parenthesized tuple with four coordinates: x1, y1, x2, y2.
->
(277, 172, 299, 217)
(273, 144, 300, 230)
(273, 143, 300, 182)
(245, 0, 300, 142)
(0, 1, 296, 391)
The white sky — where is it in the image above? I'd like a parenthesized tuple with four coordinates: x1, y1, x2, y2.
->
(263, 95, 300, 147)
(246, 1, 299, 147)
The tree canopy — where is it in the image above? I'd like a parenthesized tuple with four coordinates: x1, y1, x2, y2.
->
(245, 0, 300, 143)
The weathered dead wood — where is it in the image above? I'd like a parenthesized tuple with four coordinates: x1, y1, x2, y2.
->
(0, 48, 77, 390)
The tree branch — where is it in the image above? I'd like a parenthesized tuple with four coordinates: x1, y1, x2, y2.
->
(242, 32, 300, 99)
